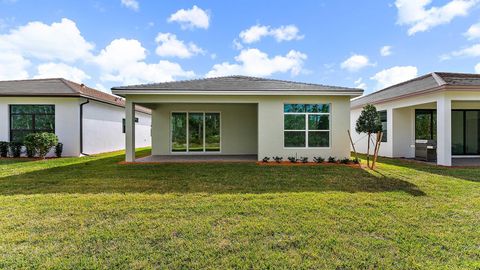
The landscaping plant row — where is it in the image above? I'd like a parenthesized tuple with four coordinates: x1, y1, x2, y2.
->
(261, 156, 360, 164)
(0, 132, 63, 158)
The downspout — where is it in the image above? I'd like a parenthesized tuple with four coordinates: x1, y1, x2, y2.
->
(80, 99, 90, 156)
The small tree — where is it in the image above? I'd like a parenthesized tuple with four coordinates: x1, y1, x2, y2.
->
(355, 104, 382, 168)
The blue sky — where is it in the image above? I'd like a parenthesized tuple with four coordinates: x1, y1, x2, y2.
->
(1, 0, 480, 94)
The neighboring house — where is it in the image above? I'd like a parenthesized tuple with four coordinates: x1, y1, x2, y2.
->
(0, 78, 152, 157)
(111, 76, 363, 162)
(350, 72, 480, 166)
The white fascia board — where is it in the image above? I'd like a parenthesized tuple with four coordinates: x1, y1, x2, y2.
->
(111, 90, 364, 97)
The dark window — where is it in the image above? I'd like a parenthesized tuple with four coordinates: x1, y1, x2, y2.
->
(10, 105, 55, 143)
(379, 110, 387, 142)
(284, 103, 330, 148)
(415, 110, 437, 140)
(122, 118, 139, 133)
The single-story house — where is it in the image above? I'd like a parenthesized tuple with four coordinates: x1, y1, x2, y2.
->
(111, 76, 363, 162)
(350, 72, 480, 166)
(0, 78, 151, 156)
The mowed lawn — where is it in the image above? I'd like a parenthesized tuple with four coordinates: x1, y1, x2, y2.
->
(0, 149, 479, 269)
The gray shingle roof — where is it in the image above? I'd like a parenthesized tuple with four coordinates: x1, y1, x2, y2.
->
(0, 78, 151, 114)
(351, 72, 480, 108)
(111, 76, 363, 94)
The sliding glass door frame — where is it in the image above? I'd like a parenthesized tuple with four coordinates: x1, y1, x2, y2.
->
(452, 109, 480, 156)
(170, 111, 221, 154)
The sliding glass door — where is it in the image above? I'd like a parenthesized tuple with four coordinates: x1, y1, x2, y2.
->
(171, 112, 220, 153)
(452, 110, 480, 155)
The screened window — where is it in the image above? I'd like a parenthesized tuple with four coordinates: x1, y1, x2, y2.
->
(10, 105, 55, 142)
(284, 104, 330, 148)
(171, 112, 220, 152)
(379, 110, 387, 142)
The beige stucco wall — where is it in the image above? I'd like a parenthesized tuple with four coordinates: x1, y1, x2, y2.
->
(152, 103, 257, 155)
(126, 94, 353, 160)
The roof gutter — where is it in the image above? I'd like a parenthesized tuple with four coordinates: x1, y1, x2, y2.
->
(80, 99, 90, 156)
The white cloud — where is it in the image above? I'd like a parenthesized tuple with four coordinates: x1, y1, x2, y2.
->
(354, 78, 367, 89)
(475, 63, 480, 73)
(0, 18, 94, 62)
(33, 62, 91, 82)
(168, 5, 210, 30)
(121, 0, 139, 11)
(395, 0, 478, 35)
(443, 43, 480, 59)
(239, 24, 304, 44)
(155, 33, 204, 58)
(380, 45, 393, 56)
(464, 22, 480, 39)
(0, 51, 30, 80)
(95, 38, 195, 85)
(370, 66, 418, 89)
(341, 54, 373, 72)
(206, 48, 307, 78)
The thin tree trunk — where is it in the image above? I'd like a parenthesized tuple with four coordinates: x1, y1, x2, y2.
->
(366, 133, 371, 168)
(347, 130, 359, 163)
(372, 131, 382, 169)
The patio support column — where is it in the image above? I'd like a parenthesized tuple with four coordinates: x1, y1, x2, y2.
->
(437, 96, 452, 166)
(125, 100, 136, 162)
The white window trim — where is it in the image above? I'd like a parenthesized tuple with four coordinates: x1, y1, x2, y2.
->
(283, 104, 331, 149)
(170, 111, 222, 154)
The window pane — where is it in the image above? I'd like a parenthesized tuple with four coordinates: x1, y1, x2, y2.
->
(11, 130, 33, 143)
(308, 131, 329, 147)
(284, 104, 306, 113)
(171, 113, 187, 152)
(284, 131, 305, 147)
(35, 115, 55, 130)
(189, 113, 204, 152)
(306, 104, 330, 113)
(415, 111, 433, 140)
(465, 111, 480, 155)
(452, 111, 464, 155)
(205, 113, 220, 152)
(379, 111, 387, 142)
(11, 115, 33, 130)
(284, 114, 305, 130)
(308, 115, 329, 130)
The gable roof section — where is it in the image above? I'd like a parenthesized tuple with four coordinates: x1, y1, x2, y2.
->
(111, 76, 363, 96)
(351, 72, 480, 109)
(0, 78, 151, 114)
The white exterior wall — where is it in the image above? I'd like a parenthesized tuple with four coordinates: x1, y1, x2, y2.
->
(82, 100, 151, 155)
(0, 97, 80, 156)
(124, 94, 353, 161)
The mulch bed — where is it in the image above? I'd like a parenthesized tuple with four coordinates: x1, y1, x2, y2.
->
(256, 161, 363, 168)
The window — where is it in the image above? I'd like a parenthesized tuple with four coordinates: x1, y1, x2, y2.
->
(10, 105, 55, 143)
(171, 112, 220, 152)
(379, 110, 387, 142)
(284, 104, 330, 148)
(415, 110, 436, 140)
(122, 118, 139, 133)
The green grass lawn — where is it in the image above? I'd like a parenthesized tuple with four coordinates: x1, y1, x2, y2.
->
(0, 149, 479, 269)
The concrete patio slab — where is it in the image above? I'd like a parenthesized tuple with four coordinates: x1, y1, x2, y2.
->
(134, 155, 258, 163)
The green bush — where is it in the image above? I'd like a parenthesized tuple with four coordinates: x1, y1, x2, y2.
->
(24, 133, 59, 158)
(55, 143, 63, 158)
(0, 141, 8, 157)
(9, 142, 22, 158)
(23, 135, 36, 157)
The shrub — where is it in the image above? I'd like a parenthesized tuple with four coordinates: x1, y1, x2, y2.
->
(9, 142, 22, 158)
(0, 141, 8, 157)
(262, 156, 270, 163)
(287, 156, 298, 163)
(55, 143, 64, 158)
(273, 156, 283, 163)
(328, 156, 337, 163)
(340, 158, 351, 164)
(352, 157, 361, 164)
(24, 135, 36, 158)
(300, 157, 308, 163)
(313, 156, 325, 163)
(24, 132, 59, 158)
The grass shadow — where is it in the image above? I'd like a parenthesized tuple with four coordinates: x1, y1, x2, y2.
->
(0, 150, 426, 196)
